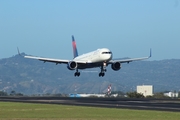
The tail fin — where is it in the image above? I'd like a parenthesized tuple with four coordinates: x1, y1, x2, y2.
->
(72, 35, 78, 58)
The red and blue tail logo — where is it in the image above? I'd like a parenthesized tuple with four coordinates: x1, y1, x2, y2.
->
(72, 35, 78, 58)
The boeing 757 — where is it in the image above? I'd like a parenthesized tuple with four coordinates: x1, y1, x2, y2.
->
(21, 36, 151, 77)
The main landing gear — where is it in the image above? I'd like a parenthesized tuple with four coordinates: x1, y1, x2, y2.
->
(99, 62, 107, 77)
(74, 62, 107, 77)
(99, 72, 105, 77)
(74, 69, 80, 77)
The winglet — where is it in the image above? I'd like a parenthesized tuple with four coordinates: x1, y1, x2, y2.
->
(149, 48, 152, 58)
(72, 35, 78, 58)
(17, 47, 24, 56)
(17, 47, 21, 55)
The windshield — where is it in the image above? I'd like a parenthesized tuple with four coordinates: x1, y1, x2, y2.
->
(102, 52, 112, 54)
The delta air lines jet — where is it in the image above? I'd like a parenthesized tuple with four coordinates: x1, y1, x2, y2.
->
(22, 36, 151, 77)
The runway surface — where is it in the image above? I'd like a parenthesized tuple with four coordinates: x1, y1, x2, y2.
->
(0, 97, 180, 112)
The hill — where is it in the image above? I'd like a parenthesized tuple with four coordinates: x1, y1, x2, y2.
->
(0, 54, 180, 95)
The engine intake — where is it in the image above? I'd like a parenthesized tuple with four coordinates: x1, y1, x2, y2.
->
(67, 61, 77, 70)
(111, 62, 121, 71)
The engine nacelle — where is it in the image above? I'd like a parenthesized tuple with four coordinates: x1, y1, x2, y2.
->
(67, 61, 77, 70)
(111, 62, 121, 71)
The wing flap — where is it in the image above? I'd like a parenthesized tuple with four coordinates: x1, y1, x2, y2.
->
(24, 55, 87, 64)
(109, 56, 150, 64)
(109, 49, 151, 64)
(25, 56, 69, 64)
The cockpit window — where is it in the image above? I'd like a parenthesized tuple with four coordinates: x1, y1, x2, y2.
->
(102, 52, 112, 54)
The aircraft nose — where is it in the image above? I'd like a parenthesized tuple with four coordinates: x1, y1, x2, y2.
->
(107, 54, 112, 60)
(109, 54, 112, 59)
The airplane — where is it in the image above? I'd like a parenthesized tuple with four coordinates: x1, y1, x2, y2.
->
(19, 35, 151, 77)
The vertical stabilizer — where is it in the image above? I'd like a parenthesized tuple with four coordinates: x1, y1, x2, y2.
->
(72, 35, 78, 58)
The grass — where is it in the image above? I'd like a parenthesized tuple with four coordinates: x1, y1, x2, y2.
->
(0, 102, 180, 120)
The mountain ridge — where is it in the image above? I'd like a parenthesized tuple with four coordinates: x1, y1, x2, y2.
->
(0, 54, 180, 95)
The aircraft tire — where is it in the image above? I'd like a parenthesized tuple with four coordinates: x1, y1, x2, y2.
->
(99, 72, 105, 77)
(74, 72, 80, 77)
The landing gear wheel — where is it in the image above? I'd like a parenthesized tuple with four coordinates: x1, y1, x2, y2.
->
(77, 72, 80, 76)
(74, 72, 80, 77)
(99, 72, 105, 77)
(102, 73, 105, 76)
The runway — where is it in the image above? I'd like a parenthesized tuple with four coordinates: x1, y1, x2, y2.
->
(0, 97, 180, 112)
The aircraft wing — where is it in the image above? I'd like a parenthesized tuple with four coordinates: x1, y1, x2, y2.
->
(24, 55, 70, 64)
(24, 55, 87, 64)
(108, 49, 151, 64)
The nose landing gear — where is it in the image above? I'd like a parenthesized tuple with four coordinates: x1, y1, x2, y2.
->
(99, 62, 107, 77)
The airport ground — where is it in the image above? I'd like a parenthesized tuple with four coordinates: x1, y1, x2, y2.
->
(1, 99, 180, 120)
(0, 96, 180, 112)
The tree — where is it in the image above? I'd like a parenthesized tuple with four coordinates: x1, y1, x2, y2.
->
(126, 91, 144, 98)
(0, 91, 8, 96)
(9, 90, 23, 96)
(10, 90, 16, 96)
(15, 93, 24, 96)
(152, 92, 170, 99)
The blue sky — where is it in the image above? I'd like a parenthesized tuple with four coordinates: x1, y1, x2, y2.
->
(0, 0, 180, 60)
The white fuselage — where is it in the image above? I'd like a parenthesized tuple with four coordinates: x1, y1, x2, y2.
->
(73, 48, 112, 64)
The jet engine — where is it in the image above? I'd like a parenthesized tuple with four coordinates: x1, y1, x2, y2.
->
(67, 61, 77, 70)
(111, 62, 121, 71)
